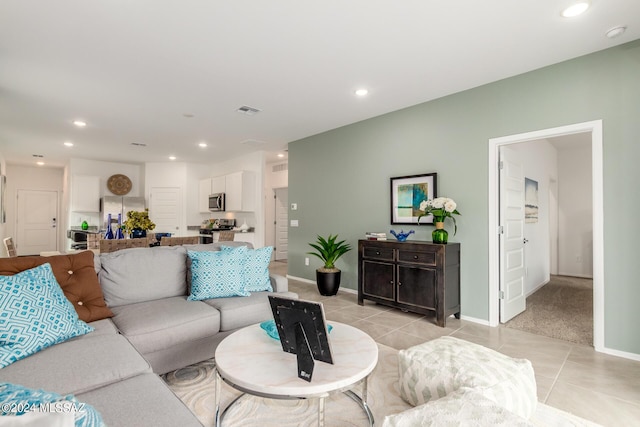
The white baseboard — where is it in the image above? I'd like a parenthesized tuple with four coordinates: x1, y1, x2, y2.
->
(557, 272, 594, 279)
(286, 275, 358, 295)
(286, 274, 315, 285)
(599, 346, 640, 362)
(526, 279, 549, 297)
(459, 315, 491, 326)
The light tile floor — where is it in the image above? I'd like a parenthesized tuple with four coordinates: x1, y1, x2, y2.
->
(270, 261, 640, 426)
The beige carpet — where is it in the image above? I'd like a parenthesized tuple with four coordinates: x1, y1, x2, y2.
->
(163, 342, 600, 426)
(505, 275, 593, 346)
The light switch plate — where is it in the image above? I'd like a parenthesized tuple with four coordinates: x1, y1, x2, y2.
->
(291, 203, 298, 211)
(290, 219, 299, 227)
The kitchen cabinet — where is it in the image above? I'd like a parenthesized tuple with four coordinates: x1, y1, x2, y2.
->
(71, 175, 100, 212)
(358, 240, 460, 327)
(211, 176, 226, 194)
(198, 178, 212, 213)
(224, 171, 255, 212)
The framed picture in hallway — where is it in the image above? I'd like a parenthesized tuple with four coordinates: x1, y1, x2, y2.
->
(390, 173, 437, 224)
(525, 177, 538, 223)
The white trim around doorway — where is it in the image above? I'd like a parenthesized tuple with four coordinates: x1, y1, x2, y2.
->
(488, 120, 604, 352)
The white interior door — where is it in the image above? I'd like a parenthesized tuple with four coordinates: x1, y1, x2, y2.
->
(149, 187, 181, 235)
(500, 146, 527, 322)
(16, 189, 58, 255)
(274, 188, 288, 261)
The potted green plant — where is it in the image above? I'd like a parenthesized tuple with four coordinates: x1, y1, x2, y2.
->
(122, 209, 156, 238)
(307, 234, 352, 296)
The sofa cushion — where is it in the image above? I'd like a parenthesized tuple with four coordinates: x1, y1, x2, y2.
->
(0, 382, 105, 427)
(0, 333, 151, 396)
(203, 291, 298, 331)
(1, 263, 94, 368)
(398, 336, 537, 419)
(382, 388, 533, 427)
(99, 246, 188, 307)
(76, 373, 202, 427)
(109, 296, 220, 355)
(0, 250, 113, 322)
(187, 249, 250, 300)
(222, 245, 274, 292)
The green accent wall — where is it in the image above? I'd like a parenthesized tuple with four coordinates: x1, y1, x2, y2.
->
(288, 40, 640, 355)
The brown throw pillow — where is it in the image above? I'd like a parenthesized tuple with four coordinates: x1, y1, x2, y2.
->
(0, 250, 113, 322)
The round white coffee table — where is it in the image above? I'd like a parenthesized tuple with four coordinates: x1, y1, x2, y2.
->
(214, 322, 378, 426)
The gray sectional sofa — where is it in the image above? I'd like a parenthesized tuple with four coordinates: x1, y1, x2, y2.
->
(0, 242, 296, 426)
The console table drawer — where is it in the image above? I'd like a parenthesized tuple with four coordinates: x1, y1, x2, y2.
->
(398, 250, 436, 265)
(363, 247, 394, 261)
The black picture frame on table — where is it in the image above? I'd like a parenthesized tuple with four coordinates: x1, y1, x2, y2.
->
(390, 173, 438, 225)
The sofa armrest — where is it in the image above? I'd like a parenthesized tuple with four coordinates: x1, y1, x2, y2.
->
(269, 274, 288, 293)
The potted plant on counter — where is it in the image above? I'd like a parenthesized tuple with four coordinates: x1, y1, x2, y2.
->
(307, 234, 352, 296)
(122, 209, 156, 238)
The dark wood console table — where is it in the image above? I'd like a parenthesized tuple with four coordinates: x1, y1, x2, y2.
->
(357, 239, 460, 327)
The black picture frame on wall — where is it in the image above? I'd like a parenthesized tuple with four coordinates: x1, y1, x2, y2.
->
(390, 173, 438, 225)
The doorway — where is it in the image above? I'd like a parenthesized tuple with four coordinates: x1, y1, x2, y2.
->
(16, 189, 59, 255)
(274, 188, 288, 261)
(488, 120, 604, 352)
(149, 187, 182, 235)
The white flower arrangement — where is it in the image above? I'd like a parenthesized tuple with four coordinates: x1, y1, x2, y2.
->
(418, 197, 461, 234)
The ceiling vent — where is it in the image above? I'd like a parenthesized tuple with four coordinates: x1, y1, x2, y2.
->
(131, 142, 147, 147)
(236, 105, 261, 116)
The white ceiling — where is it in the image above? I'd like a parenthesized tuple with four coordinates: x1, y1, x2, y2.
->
(1, 1, 638, 168)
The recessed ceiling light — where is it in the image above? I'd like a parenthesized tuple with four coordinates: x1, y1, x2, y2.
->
(355, 88, 369, 96)
(36, 161, 45, 166)
(198, 142, 208, 148)
(169, 156, 177, 160)
(561, 1, 590, 18)
(64, 141, 74, 147)
(73, 120, 87, 127)
(277, 153, 285, 158)
(606, 26, 627, 38)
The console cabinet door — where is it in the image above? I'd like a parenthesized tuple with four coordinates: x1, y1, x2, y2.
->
(397, 265, 436, 310)
(362, 260, 395, 301)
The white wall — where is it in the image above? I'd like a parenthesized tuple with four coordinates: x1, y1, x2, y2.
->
(4, 164, 65, 254)
(511, 140, 558, 295)
(68, 158, 144, 231)
(0, 154, 7, 249)
(210, 151, 266, 247)
(558, 145, 593, 277)
(264, 161, 288, 249)
(144, 162, 212, 236)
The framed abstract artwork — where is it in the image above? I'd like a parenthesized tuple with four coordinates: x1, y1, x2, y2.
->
(390, 173, 437, 224)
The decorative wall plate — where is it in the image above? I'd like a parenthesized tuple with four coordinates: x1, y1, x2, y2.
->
(107, 174, 132, 195)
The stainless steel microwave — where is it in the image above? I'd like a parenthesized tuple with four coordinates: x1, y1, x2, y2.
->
(208, 193, 225, 211)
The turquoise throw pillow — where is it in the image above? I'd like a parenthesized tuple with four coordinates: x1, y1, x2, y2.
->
(0, 382, 105, 427)
(187, 249, 250, 300)
(0, 263, 94, 368)
(222, 245, 274, 292)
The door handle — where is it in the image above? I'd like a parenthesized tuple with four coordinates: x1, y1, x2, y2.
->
(52, 218, 57, 228)
(523, 238, 529, 244)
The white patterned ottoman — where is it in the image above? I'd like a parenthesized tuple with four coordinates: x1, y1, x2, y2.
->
(398, 336, 537, 419)
(383, 388, 534, 427)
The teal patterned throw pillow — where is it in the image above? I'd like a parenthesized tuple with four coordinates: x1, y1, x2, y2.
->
(222, 245, 274, 292)
(0, 382, 105, 427)
(0, 263, 94, 368)
(187, 249, 251, 300)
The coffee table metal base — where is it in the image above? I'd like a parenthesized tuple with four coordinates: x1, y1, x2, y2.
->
(214, 368, 374, 427)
